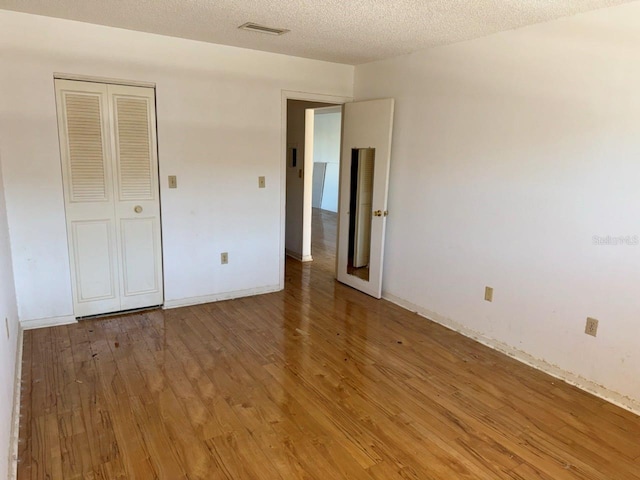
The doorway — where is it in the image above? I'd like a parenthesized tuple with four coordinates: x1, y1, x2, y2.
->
(284, 99, 342, 270)
(55, 78, 164, 318)
(280, 92, 394, 300)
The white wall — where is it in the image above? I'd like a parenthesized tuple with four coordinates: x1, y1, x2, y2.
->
(0, 157, 19, 479)
(355, 2, 640, 409)
(0, 10, 354, 321)
(313, 110, 341, 212)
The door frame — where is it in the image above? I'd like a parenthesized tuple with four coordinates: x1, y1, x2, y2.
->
(280, 90, 352, 289)
(54, 73, 165, 317)
(54, 72, 156, 89)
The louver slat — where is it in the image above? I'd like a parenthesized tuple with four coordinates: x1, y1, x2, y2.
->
(65, 94, 107, 202)
(115, 97, 153, 200)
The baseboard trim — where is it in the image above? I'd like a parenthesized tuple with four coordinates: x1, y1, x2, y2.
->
(20, 315, 77, 330)
(284, 250, 313, 262)
(8, 326, 23, 480)
(285, 249, 303, 261)
(383, 291, 640, 417)
(163, 284, 281, 309)
(285, 250, 313, 263)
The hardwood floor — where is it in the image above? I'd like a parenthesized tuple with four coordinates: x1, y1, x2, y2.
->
(310, 207, 338, 272)
(18, 209, 640, 479)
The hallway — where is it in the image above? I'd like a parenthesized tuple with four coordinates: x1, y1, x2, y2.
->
(309, 207, 337, 274)
(16, 209, 640, 479)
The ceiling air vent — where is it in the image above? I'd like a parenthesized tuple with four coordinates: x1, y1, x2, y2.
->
(238, 22, 290, 36)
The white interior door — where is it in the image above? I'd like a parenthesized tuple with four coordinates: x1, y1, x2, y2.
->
(336, 99, 394, 298)
(56, 79, 163, 317)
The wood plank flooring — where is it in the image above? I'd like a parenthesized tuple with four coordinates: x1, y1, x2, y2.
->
(18, 208, 640, 479)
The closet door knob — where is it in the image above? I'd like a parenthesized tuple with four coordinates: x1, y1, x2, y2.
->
(134, 205, 143, 213)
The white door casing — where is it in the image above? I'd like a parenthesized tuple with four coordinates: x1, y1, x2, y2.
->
(55, 79, 163, 317)
(336, 98, 395, 299)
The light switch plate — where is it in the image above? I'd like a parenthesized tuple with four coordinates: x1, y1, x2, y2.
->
(168, 175, 177, 189)
(258, 176, 266, 188)
(484, 286, 494, 302)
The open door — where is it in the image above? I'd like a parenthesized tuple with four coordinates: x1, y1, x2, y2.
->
(336, 99, 394, 298)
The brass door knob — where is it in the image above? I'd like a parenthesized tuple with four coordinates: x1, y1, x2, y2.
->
(373, 210, 382, 217)
(134, 205, 143, 213)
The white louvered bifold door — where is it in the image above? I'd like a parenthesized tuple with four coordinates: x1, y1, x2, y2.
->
(56, 80, 121, 317)
(55, 79, 163, 317)
(108, 84, 163, 311)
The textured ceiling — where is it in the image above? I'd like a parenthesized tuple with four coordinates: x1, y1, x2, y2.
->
(0, 0, 634, 64)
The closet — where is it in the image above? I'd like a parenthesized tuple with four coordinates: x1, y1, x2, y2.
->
(55, 79, 163, 317)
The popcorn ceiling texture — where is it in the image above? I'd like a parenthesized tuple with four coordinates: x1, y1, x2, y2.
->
(0, 0, 634, 64)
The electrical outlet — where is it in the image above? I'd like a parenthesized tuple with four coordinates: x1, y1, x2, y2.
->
(168, 175, 177, 189)
(258, 176, 266, 188)
(5, 317, 9, 339)
(221, 252, 229, 265)
(585, 317, 599, 337)
(484, 286, 494, 302)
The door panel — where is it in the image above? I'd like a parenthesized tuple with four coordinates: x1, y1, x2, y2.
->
(64, 92, 110, 202)
(71, 220, 118, 302)
(57, 80, 121, 317)
(108, 84, 163, 310)
(337, 99, 394, 298)
(113, 95, 155, 200)
(120, 218, 159, 297)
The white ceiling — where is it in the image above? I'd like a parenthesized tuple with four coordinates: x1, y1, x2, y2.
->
(0, 0, 634, 64)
